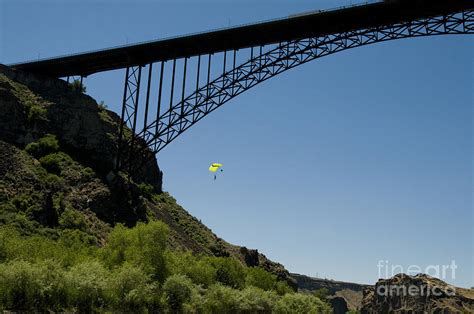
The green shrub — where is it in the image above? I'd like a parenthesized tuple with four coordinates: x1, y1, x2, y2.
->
(10, 192, 42, 213)
(162, 274, 194, 312)
(0, 227, 19, 262)
(109, 263, 160, 311)
(66, 261, 111, 311)
(25, 134, 59, 159)
(313, 287, 330, 300)
(0, 218, 320, 312)
(245, 266, 278, 291)
(202, 284, 240, 313)
(204, 256, 246, 289)
(44, 173, 64, 189)
(59, 209, 87, 231)
(27, 105, 47, 122)
(103, 221, 168, 282)
(167, 251, 216, 288)
(80, 167, 95, 181)
(69, 80, 86, 93)
(0, 226, 96, 268)
(59, 229, 97, 248)
(0, 260, 68, 311)
(273, 293, 332, 314)
(237, 286, 278, 312)
(138, 183, 155, 200)
(0, 260, 43, 310)
(39, 152, 72, 175)
(9, 192, 47, 225)
(275, 280, 294, 296)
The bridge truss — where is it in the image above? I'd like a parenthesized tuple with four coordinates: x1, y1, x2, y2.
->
(115, 8, 473, 175)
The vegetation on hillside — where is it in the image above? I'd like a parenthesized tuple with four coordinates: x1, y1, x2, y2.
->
(0, 221, 331, 312)
(0, 135, 330, 312)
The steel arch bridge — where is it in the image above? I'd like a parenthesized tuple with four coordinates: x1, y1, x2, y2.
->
(10, 0, 474, 177)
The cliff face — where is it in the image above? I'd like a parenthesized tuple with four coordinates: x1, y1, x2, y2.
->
(361, 274, 474, 314)
(0, 64, 294, 286)
(0, 64, 162, 191)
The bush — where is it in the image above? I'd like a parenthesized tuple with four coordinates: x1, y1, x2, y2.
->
(103, 221, 168, 282)
(205, 256, 246, 289)
(59, 209, 87, 231)
(0, 260, 68, 311)
(275, 280, 294, 296)
(138, 183, 155, 200)
(66, 261, 111, 311)
(109, 263, 160, 311)
(202, 284, 240, 313)
(237, 286, 278, 312)
(313, 287, 329, 300)
(25, 134, 59, 159)
(39, 152, 72, 175)
(245, 266, 278, 291)
(274, 293, 332, 314)
(27, 105, 47, 122)
(0, 260, 43, 310)
(167, 251, 216, 288)
(80, 167, 95, 181)
(162, 274, 194, 312)
(69, 80, 86, 93)
(0, 219, 323, 312)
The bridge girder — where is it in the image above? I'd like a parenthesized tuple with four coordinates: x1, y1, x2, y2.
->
(115, 9, 474, 174)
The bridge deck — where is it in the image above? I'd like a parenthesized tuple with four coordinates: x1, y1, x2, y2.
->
(9, 0, 473, 77)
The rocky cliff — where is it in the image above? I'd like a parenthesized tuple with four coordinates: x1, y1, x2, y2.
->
(0, 64, 294, 286)
(361, 274, 474, 313)
(0, 64, 162, 190)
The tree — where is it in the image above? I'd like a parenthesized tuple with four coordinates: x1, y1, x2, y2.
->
(162, 274, 194, 312)
(245, 267, 278, 291)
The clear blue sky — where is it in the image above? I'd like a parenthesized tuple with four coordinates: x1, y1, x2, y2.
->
(1, 0, 472, 288)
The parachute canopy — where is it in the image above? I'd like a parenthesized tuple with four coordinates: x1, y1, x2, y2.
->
(208, 163, 223, 172)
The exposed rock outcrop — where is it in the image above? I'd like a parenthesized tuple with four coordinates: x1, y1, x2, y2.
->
(328, 296, 349, 314)
(361, 274, 474, 314)
(0, 64, 162, 191)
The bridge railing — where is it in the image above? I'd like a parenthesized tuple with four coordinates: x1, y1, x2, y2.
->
(10, 1, 384, 67)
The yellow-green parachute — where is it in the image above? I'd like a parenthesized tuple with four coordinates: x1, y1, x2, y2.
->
(208, 163, 223, 172)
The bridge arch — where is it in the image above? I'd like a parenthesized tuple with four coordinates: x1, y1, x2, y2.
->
(120, 9, 472, 171)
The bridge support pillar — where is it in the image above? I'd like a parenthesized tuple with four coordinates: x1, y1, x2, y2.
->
(116, 65, 142, 174)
